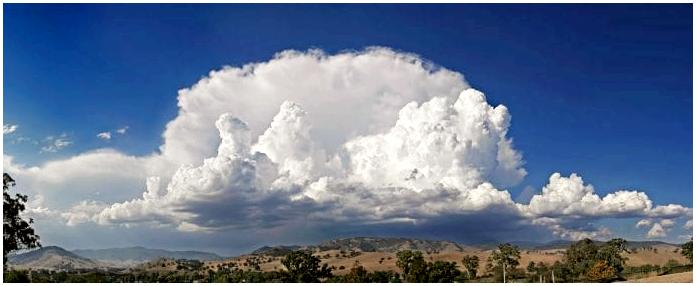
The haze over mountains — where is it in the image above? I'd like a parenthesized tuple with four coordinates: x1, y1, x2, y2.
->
(72, 247, 222, 264)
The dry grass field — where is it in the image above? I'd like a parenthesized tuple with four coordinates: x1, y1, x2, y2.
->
(626, 271, 693, 283)
(193, 243, 688, 277)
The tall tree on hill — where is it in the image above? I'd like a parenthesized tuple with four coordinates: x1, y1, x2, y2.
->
(3, 173, 41, 268)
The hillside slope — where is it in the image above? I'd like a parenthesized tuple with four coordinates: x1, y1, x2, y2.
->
(8, 246, 101, 270)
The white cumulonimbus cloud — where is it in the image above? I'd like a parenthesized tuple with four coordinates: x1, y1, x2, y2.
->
(4, 48, 692, 241)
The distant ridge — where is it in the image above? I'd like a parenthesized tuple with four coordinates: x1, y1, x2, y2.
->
(316, 237, 468, 253)
(251, 237, 472, 256)
(477, 239, 681, 250)
(72, 246, 222, 264)
(251, 245, 302, 257)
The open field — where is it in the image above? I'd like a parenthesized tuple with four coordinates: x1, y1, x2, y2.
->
(627, 271, 693, 283)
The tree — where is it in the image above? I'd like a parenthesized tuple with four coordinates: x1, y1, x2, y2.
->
(343, 261, 369, 282)
(664, 259, 681, 269)
(526, 261, 536, 274)
(526, 261, 550, 282)
(681, 239, 692, 263)
(551, 261, 572, 282)
(367, 270, 401, 283)
(426, 261, 460, 282)
(597, 238, 628, 274)
(395, 250, 428, 282)
(488, 243, 521, 282)
(586, 260, 615, 282)
(280, 250, 332, 282)
(461, 254, 479, 280)
(3, 173, 41, 267)
(564, 238, 599, 281)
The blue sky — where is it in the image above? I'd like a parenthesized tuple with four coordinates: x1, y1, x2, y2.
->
(3, 4, 693, 252)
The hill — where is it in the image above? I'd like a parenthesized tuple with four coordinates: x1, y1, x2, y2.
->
(71, 246, 222, 265)
(251, 245, 302, 257)
(199, 237, 690, 276)
(315, 237, 469, 253)
(7, 246, 101, 270)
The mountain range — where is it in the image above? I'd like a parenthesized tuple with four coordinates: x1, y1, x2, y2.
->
(6, 237, 684, 270)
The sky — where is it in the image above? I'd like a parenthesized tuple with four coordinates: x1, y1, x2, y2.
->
(3, 4, 693, 255)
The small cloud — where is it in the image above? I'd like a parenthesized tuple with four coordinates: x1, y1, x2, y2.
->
(635, 219, 652, 228)
(3, 124, 18, 135)
(97, 132, 112, 141)
(41, 134, 72, 153)
(646, 222, 666, 239)
(115, 126, 129, 134)
(660, 219, 675, 228)
(684, 219, 692, 230)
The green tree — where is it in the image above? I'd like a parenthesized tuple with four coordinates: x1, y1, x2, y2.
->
(487, 243, 521, 282)
(280, 250, 332, 282)
(526, 261, 536, 274)
(461, 254, 479, 280)
(426, 261, 460, 282)
(597, 238, 628, 274)
(564, 238, 599, 281)
(664, 259, 681, 269)
(681, 239, 692, 263)
(526, 261, 537, 282)
(3, 269, 30, 282)
(343, 261, 370, 282)
(395, 250, 428, 282)
(367, 270, 401, 283)
(3, 173, 41, 268)
(550, 260, 572, 282)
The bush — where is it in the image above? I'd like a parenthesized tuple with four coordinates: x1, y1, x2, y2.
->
(586, 261, 616, 282)
(4, 270, 31, 283)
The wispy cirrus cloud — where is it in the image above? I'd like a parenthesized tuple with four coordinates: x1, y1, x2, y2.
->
(40, 133, 73, 153)
(3, 124, 18, 135)
(97, 126, 129, 142)
(115, 126, 129, 134)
